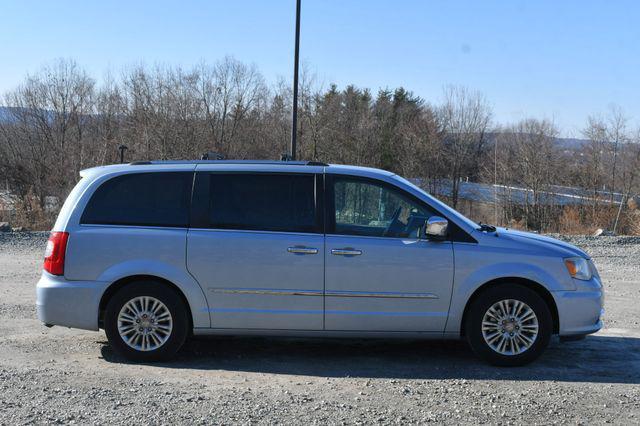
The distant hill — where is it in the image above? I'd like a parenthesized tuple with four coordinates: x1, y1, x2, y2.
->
(554, 137, 589, 149)
(0, 106, 14, 123)
(484, 132, 589, 150)
(0, 106, 57, 125)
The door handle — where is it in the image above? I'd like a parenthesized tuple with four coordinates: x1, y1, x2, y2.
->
(331, 248, 363, 256)
(287, 247, 318, 255)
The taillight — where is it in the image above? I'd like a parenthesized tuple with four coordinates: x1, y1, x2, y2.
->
(44, 232, 69, 275)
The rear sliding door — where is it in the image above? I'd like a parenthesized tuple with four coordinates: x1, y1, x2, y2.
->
(187, 171, 325, 330)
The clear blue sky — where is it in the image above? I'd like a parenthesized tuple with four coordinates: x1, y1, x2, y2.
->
(1, 0, 639, 136)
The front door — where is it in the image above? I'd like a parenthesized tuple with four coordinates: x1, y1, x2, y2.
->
(187, 171, 324, 330)
(324, 175, 454, 332)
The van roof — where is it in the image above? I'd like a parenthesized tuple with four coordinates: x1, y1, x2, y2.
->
(128, 160, 329, 166)
(79, 160, 394, 179)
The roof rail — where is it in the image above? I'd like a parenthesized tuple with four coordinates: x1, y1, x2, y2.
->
(128, 159, 329, 166)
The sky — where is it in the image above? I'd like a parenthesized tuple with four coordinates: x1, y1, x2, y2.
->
(1, 0, 639, 136)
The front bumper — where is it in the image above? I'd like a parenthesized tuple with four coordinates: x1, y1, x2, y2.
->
(553, 277, 604, 336)
(36, 272, 109, 331)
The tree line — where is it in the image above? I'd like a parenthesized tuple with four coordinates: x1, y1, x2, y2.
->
(1, 58, 639, 233)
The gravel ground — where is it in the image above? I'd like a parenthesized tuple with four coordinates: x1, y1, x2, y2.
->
(1, 233, 639, 424)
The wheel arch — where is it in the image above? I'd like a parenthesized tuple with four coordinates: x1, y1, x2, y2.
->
(98, 275, 193, 332)
(460, 277, 559, 337)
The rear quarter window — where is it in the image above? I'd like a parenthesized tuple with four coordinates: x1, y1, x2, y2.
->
(207, 173, 318, 233)
(81, 172, 193, 227)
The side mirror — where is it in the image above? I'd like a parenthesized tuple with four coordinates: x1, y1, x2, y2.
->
(423, 216, 448, 239)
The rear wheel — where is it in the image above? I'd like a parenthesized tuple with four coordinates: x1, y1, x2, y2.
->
(465, 284, 552, 366)
(104, 281, 189, 362)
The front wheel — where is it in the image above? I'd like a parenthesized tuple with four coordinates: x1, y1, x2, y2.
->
(104, 281, 189, 362)
(465, 284, 552, 366)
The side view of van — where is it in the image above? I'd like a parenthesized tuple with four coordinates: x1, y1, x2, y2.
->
(36, 160, 604, 366)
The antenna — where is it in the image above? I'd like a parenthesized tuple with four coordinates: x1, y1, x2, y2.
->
(118, 145, 128, 164)
(201, 152, 225, 160)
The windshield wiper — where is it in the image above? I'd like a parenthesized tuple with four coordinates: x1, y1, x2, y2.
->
(477, 222, 497, 233)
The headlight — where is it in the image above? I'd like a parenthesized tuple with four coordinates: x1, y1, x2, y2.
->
(564, 257, 593, 281)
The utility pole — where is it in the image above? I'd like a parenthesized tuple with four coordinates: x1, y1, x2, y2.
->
(290, 0, 301, 160)
(494, 136, 498, 225)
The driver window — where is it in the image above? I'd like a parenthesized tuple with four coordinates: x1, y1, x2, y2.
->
(333, 178, 434, 238)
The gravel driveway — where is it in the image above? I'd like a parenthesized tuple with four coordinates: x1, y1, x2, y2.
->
(1, 233, 639, 424)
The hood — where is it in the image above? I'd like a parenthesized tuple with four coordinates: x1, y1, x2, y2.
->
(494, 228, 590, 259)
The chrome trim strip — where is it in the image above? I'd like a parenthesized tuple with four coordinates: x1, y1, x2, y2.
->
(326, 290, 438, 299)
(209, 288, 323, 297)
(203, 308, 443, 316)
(208, 288, 438, 299)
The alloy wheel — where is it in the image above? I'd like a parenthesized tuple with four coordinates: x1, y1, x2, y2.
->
(117, 296, 173, 352)
(481, 299, 539, 356)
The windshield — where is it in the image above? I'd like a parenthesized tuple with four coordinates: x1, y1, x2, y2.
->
(392, 175, 480, 231)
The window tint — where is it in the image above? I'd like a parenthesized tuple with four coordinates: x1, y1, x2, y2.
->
(333, 177, 435, 238)
(81, 172, 192, 227)
(208, 174, 318, 233)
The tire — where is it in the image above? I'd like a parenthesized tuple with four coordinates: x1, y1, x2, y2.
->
(104, 281, 189, 362)
(465, 284, 552, 367)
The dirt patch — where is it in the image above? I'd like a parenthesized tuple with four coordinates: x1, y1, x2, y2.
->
(1, 233, 639, 424)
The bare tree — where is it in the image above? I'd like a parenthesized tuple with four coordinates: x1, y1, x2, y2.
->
(438, 86, 492, 208)
(496, 119, 559, 231)
(605, 106, 628, 200)
(0, 59, 94, 201)
(1, 57, 639, 234)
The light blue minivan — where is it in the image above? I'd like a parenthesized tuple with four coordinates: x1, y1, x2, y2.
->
(36, 160, 604, 366)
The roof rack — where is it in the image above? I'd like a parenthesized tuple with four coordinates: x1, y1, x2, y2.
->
(128, 159, 329, 167)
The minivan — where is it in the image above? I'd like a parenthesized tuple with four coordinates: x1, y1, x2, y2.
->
(36, 160, 604, 366)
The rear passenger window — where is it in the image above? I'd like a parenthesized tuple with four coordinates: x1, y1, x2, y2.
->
(208, 174, 318, 233)
(81, 172, 192, 227)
